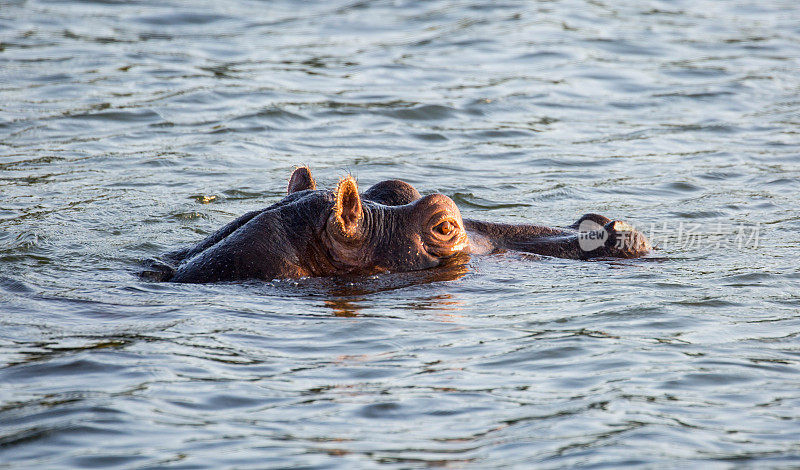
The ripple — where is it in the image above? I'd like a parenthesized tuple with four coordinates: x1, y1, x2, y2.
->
(451, 192, 531, 210)
(376, 104, 460, 121)
(0, 276, 33, 294)
(669, 210, 728, 219)
(65, 109, 162, 123)
(230, 107, 309, 124)
(136, 12, 236, 26)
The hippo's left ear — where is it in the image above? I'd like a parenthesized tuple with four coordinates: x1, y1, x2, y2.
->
(287, 166, 317, 194)
(332, 176, 363, 238)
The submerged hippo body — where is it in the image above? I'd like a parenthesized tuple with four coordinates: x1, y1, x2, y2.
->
(152, 167, 649, 283)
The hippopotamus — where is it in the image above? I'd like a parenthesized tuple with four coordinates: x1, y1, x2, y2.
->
(148, 167, 649, 283)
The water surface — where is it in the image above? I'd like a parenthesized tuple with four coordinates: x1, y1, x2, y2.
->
(2, 0, 800, 468)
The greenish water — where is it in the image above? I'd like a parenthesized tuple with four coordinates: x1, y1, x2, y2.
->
(1, 0, 799, 468)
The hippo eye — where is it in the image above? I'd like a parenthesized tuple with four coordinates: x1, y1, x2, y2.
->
(434, 220, 455, 236)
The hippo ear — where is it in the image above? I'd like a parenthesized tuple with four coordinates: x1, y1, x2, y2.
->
(333, 176, 363, 237)
(287, 166, 317, 194)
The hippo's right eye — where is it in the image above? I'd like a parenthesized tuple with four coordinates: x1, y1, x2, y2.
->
(433, 219, 458, 238)
(434, 220, 456, 236)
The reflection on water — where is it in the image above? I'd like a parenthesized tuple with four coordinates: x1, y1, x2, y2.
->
(2, 0, 800, 468)
(325, 297, 363, 317)
(288, 263, 470, 316)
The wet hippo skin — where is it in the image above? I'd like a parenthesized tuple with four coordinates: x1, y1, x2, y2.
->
(148, 167, 650, 283)
(358, 178, 650, 260)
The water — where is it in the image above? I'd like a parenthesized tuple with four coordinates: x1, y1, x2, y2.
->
(2, 0, 799, 467)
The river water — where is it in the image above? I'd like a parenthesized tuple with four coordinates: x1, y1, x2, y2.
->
(2, 0, 799, 468)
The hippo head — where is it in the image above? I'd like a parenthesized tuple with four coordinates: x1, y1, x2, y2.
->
(320, 173, 469, 275)
(164, 167, 470, 283)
